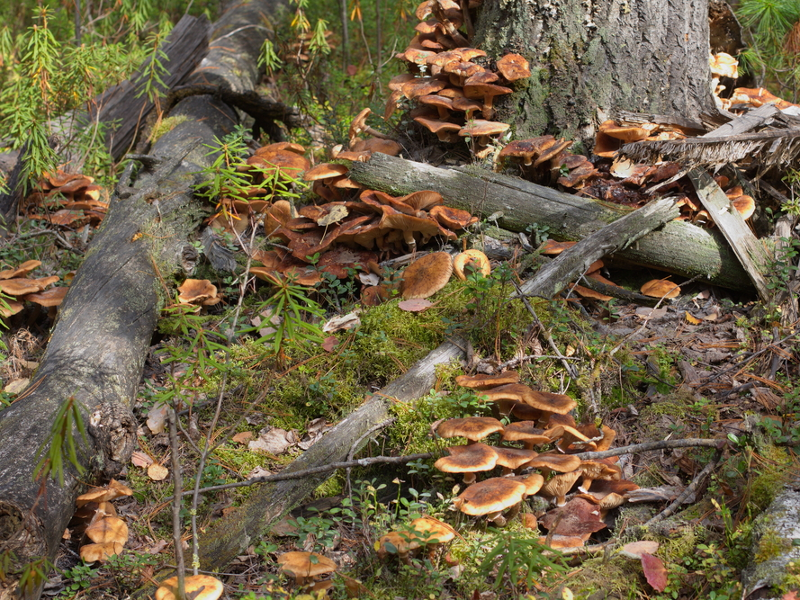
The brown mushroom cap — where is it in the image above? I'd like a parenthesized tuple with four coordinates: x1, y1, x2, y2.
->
(640, 279, 680, 299)
(458, 120, 510, 141)
(304, 163, 349, 181)
(598, 120, 649, 143)
(408, 516, 457, 545)
(452, 249, 490, 280)
(509, 473, 545, 497)
(377, 530, 424, 559)
(0, 276, 59, 296)
(0, 260, 42, 280)
(436, 417, 504, 442)
(429, 205, 478, 231)
(177, 279, 218, 305)
(434, 442, 498, 475)
(277, 551, 337, 584)
(527, 453, 582, 473)
(495, 53, 531, 82)
(453, 477, 527, 516)
(22, 286, 68, 308)
(492, 446, 539, 471)
(501, 421, 552, 448)
(402, 76, 448, 100)
(414, 116, 462, 143)
(480, 384, 577, 415)
(155, 575, 224, 600)
(499, 138, 555, 167)
(401, 252, 453, 299)
(455, 371, 520, 389)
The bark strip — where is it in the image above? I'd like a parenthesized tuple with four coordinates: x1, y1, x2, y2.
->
(517, 196, 680, 299)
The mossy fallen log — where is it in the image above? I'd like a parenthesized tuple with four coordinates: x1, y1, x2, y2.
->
(0, 3, 279, 598)
(348, 153, 753, 291)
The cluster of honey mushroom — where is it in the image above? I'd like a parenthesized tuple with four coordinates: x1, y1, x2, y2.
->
(0, 259, 68, 317)
(432, 370, 639, 549)
(25, 169, 107, 229)
(386, 0, 530, 158)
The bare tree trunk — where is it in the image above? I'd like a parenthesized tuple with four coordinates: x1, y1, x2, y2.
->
(0, 3, 280, 598)
(475, 0, 717, 142)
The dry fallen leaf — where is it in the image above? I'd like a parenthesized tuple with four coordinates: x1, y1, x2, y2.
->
(398, 298, 433, 312)
(248, 427, 298, 455)
(131, 451, 153, 468)
(148, 464, 169, 481)
(322, 336, 339, 353)
(641, 552, 668, 592)
(232, 431, 254, 444)
(146, 403, 169, 434)
(684, 312, 701, 325)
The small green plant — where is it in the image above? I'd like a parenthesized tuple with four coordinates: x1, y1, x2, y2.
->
(34, 395, 89, 485)
(248, 272, 326, 359)
(478, 532, 568, 594)
(59, 563, 100, 597)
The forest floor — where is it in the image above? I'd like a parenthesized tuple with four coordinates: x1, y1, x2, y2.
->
(3, 169, 799, 600)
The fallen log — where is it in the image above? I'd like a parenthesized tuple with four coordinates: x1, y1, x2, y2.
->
(192, 337, 466, 572)
(518, 196, 680, 299)
(0, 3, 278, 598)
(348, 153, 753, 291)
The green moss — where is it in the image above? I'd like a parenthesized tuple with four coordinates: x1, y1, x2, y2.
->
(750, 445, 792, 510)
(754, 527, 792, 563)
(560, 556, 644, 598)
(150, 115, 190, 144)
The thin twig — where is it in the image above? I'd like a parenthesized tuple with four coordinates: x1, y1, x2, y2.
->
(574, 438, 724, 460)
(512, 279, 578, 379)
(697, 330, 800, 386)
(167, 409, 186, 600)
(498, 354, 579, 370)
(182, 452, 433, 496)
(346, 418, 396, 504)
(644, 445, 725, 527)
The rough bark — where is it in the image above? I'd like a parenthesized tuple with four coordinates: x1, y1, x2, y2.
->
(742, 474, 800, 599)
(473, 0, 717, 143)
(348, 153, 752, 291)
(518, 196, 680, 298)
(188, 337, 466, 573)
(0, 3, 279, 598)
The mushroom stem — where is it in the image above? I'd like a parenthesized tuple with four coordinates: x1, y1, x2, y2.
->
(487, 511, 507, 527)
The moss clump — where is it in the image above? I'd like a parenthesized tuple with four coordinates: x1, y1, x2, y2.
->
(749, 444, 792, 511)
(151, 115, 190, 143)
(754, 527, 792, 563)
(558, 556, 645, 598)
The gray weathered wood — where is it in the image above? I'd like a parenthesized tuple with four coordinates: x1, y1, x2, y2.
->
(193, 337, 466, 572)
(348, 153, 752, 291)
(517, 196, 680, 299)
(0, 3, 278, 598)
(688, 169, 773, 301)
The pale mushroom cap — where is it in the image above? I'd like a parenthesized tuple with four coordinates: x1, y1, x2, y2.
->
(539, 470, 582, 506)
(436, 417, 504, 441)
(156, 575, 224, 600)
(452, 250, 490, 280)
(454, 477, 527, 516)
(640, 279, 681, 299)
(278, 551, 338, 580)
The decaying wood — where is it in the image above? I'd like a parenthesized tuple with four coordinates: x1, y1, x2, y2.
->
(742, 474, 800, 599)
(88, 14, 211, 161)
(517, 196, 680, 299)
(191, 337, 466, 573)
(621, 105, 800, 168)
(688, 169, 773, 301)
(348, 153, 752, 291)
(0, 3, 278, 598)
